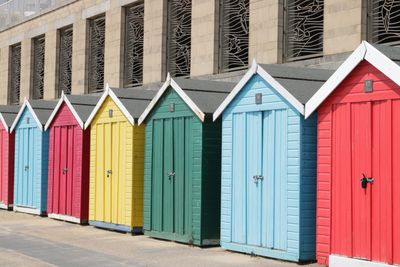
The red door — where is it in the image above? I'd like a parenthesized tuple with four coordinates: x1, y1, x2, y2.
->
(331, 99, 399, 264)
(51, 125, 75, 216)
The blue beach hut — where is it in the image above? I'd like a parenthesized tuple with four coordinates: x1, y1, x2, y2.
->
(10, 99, 57, 215)
(213, 61, 332, 262)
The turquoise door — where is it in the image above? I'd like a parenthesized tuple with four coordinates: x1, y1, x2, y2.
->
(16, 127, 35, 207)
(231, 110, 288, 250)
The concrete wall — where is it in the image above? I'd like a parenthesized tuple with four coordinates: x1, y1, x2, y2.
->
(0, 0, 367, 104)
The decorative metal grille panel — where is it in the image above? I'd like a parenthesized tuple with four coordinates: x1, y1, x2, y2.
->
(167, 0, 192, 77)
(88, 16, 105, 93)
(220, 0, 249, 72)
(32, 35, 45, 99)
(58, 27, 73, 96)
(9, 43, 21, 105)
(368, 0, 400, 45)
(124, 3, 144, 87)
(284, 0, 324, 61)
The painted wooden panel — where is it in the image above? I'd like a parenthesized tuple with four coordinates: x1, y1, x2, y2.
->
(89, 96, 144, 231)
(14, 108, 48, 214)
(0, 124, 15, 208)
(144, 87, 220, 246)
(220, 74, 316, 262)
(316, 61, 400, 266)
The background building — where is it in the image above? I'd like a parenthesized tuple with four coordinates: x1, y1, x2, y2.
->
(0, 0, 398, 104)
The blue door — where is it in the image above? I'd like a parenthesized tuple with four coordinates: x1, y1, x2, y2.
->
(16, 127, 35, 207)
(231, 110, 288, 250)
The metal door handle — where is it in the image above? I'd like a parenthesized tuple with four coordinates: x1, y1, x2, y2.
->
(107, 170, 112, 178)
(62, 167, 68, 174)
(24, 165, 29, 171)
(252, 175, 264, 183)
(360, 173, 374, 189)
(168, 172, 175, 180)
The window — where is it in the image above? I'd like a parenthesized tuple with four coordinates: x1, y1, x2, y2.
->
(220, 0, 249, 72)
(88, 15, 106, 93)
(284, 0, 324, 61)
(167, 0, 192, 77)
(32, 35, 45, 100)
(367, 0, 400, 45)
(58, 26, 73, 96)
(8, 43, 21, 105)
(124, 3, 144, 87)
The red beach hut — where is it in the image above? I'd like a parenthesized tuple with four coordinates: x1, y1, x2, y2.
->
(0, 105, 19, 210)
(45, 93, 100, 224)
(305, 41, 400, 267)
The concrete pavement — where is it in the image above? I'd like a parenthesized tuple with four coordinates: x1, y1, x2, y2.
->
(0, 210, 321, 267)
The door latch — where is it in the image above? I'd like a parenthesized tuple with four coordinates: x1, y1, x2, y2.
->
(168, 172, 175, 180)
(252, 175, 264, 183)
(360, 173, 374, 189)
(62, 167, 68, 175)
(106, 169, 112, 178)
(24, 165, 29, 171)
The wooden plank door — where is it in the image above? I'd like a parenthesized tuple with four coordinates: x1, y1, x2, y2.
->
(104, 122, 113, 223)
(172, 117, 191, 237)
(264, 110, 287, 250)
(0, 129, 5, 202)
(151, 119, 164, 232)
(231, 111, 287, 249)
(19, 127, 35, 208)
(162, 118, 174, 233)
(332, 100, 396, 263)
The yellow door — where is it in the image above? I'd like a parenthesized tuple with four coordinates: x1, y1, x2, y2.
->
(89, 96, 143, 229)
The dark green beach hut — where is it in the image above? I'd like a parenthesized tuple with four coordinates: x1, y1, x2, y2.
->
(138, 76, 234, 246)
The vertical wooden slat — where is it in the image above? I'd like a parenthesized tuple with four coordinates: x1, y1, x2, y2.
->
(392, 99, 400, 264)
(231, 113, 246, 244)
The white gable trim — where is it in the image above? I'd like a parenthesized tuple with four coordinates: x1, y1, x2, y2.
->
(44, 91, 85, 131)
(213, 59, 305, 121)
(10, 98, 44, 133)
(0, 113, 10, 133)
(304, 41, 400, 118)
(138, 74, 206, 125)
(84, 84, 135, 129)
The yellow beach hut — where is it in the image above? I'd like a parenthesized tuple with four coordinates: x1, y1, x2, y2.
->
(84, 85, 156, 232)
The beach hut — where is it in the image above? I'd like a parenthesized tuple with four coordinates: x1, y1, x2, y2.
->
(84, 85, 156, 232)
(44, 93, 100, 224)
(213, 62, 333, 261)
(305, 41, 400, 267)
(11, 99, 57, 215)
(0, 105, 19, 210)
(138, 76, 234, 246)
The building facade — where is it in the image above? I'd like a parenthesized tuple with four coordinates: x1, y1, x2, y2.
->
(0, 0, 398, 104)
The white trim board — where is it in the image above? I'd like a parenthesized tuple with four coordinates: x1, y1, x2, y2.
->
(44, 91, 85, 131)
(329, 255, 396, 267)
(0, 113, 10, 133)
(305, 40, 400, 118)
(10, 99, 44, 133)
(213, 59, 305, 121)
(84, 84, 135, 129)
(13, 205, 42, 215)
(48, 213, 83, 224)
(0, 203, 12, 210)
(138, 74, 206, 125)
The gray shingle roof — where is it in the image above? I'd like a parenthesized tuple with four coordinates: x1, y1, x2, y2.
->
(0, 105, 20, 127)
(110, 87, 158, 119)
(259, 64, 334, 104)
(370, 43, 400, 65)
(66, 95, 101, 123)
(29, 99, 58, 126)
(173, 78, 235, 116)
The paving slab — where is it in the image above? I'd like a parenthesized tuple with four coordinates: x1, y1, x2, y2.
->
(0, 210, 322, 267)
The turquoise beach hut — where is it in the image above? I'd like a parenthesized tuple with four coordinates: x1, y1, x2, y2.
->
(213, 61, 332, 262)
(11, 99, 57, 215)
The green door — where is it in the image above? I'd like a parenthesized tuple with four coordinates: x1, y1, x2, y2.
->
(151, 117, 193, 242)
